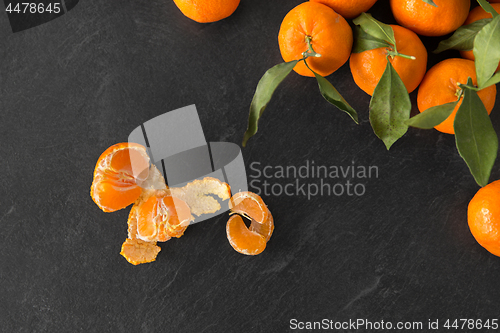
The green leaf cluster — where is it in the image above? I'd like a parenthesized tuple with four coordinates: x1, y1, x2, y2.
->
(242, 38, 358, 147)
(413, 2, 500, 186)
(243, 1, 500, 187)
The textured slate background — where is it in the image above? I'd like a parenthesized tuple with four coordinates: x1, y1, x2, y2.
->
(1, 0, 500, 332)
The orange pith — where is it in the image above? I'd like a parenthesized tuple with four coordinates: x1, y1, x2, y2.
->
(133, 191, 193, 242)
(390, 0, 470, 37)
(91, 143, 150, 212)
(460, 3, 500, 73)
(172, 0, 240, 23)
(226, 215, 267, 255)
(309, 0, 378, 19)
(120, 239, 161, 266)
(468, 180, 500, 257)
(349, 25, 428, 96)
(417, 58, 497, 134)
(278, 2, 353, 77)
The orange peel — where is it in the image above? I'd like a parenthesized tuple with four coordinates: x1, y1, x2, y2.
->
(169, 177, 231, 216)
(120, 238, 161, 266)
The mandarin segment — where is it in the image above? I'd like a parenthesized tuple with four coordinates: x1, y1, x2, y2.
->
(226, 215, 267, 255)
(120, 238, 161, 265)
(250, 210, 274, 243)
(131, 190, 193, 242)
(229, 191, 268, 224)
(91, 143, 168, 213)
(226, 191, 274, 255)
(91, 143, 151, 212)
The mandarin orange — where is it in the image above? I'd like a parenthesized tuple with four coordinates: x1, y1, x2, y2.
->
(309, 0, 378, 19)
(349, 25, 427, 96)
(468, 180, 500, 257)
(173, 0, 240, 23)
(278, 2, 352, 77)
(390, 0, 470, 36)
(417, 58, 497, 134)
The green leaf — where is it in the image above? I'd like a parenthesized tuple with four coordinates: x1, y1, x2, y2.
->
(433, 19, 492, 53)
(474, 15, 500, 88)
(353, 13, 396, 47)
(421, 0, 438, 7)
(406, 102, 458, 129)
(369, 61, 411, 150)
(353, 26, 391, 53)
(313, 72, 359, 124)
(477, 0, 499, 18)
(482, 71, 500, 88)
(242, 60, 298, 147)
(454, 78, 498, 187)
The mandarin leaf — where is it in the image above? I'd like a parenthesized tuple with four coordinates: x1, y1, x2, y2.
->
(477, 0, 499, 18)
(312, 71, 359, 124)
(369, 61, 411, 150)
(353, 26, 391, 53)
(242, 60, 298, 147)
(353, 13, 396, 48)
(434, 19, 492, 53)
(421, 0, 438, 7)
(482, 72, 500, 88)
(474, 15, 500, 88)
(406, 102, 458, 129)
(454, 78, 498, 187)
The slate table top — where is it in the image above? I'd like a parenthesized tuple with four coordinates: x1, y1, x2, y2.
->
(2, 0, 500, 332)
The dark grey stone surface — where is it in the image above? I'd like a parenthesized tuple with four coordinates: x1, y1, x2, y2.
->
(1, 0, 500, 332)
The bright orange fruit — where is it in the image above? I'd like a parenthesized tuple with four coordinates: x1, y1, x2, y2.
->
(173, 0, 240, 23)
(417, 58, 497, 134)
(309, 0, 378, 19)
(349, 25, 428, 96)
(91, 143, 150, 212)
(390, 0, 470, 36)
(468, 180, 500, 257)
(278, 2, 353, 77)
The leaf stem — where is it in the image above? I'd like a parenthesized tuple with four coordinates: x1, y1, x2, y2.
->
(386, 49, 416, 60)
(302, 35, 322, 59)
(458, 82, 480, 92)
